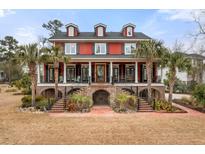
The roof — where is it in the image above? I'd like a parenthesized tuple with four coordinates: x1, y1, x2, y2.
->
(65, 23, 79, 30)
(50, 31, 151, 40)
(186, 53, 205, 60)
(94, 23, 107, 28)
(122, 23, 136, 29)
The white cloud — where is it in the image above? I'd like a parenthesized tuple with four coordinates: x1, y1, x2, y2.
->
(0, 9, 15, 17)
(15, 26, 38, 44)
(158, 9, 204, 22)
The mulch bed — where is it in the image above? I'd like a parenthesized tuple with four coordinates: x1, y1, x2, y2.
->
(155, 106, 187, 113)
(173, 99, 205, 113)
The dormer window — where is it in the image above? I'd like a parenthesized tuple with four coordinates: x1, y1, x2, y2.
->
(94, 23, 107, 37)
(97, 27, 103, 36)
(68, 27, 74, 36)
(127, 27, 133, 36)
(122, 23, 136, 37)
(65, 23, 79, 37)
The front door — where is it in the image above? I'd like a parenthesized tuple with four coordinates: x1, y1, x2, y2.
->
(96, 63, 106, 82)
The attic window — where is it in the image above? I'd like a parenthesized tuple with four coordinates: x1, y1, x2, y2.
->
(97, 27, 103, 36)
(127, 27, 132, 36)
(68, 27, 74, 36)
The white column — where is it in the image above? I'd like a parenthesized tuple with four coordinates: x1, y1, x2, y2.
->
(89, 61, 92, 83)
(110, 61, 113, 83)
(63, 63, 66, 83)
(135, 61, 138, 83)
(37, 64, 40, 83)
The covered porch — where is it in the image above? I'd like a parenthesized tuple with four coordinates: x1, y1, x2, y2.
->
(37, 61, 160, 84)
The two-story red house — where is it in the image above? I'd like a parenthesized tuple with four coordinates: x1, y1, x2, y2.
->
(36, 23, 165, 105)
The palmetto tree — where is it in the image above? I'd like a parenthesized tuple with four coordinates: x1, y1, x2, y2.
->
(17, 43, 42, 106)
(133, 40, 165, 103)
(44, 45, 70, 101)
(161, 51, 191, 103)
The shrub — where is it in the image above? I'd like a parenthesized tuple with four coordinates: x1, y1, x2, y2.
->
(192, 84, 205, 108)
(5, 88, 17, 92)
(153, 99, 173, 112)
(21, 95, 32, 108)
(67, 94, 93, 112)
(21, 95, 55, 111)
(11, 74, 31, 94)
(114, 93, 136, 112)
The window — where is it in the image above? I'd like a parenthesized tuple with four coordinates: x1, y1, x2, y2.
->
(95, 43, 106, 54)
(97, 27, 103, 36)
(68, 26, 74, 36)
(125, 64, 135, 82)
(127, 27, 132, 36)
(65, 43, 77, 55)
(124, 43, 136, 55)
(66, 65, 76, 82)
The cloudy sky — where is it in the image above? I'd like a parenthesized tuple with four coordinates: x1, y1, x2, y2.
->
(0, 9, 204, 52)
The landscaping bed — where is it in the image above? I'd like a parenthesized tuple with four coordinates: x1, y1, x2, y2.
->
(173, 99, 205, 113)
(153, 99, 187, 113)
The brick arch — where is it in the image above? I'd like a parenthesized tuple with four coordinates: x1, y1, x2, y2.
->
(67, 88, 81, 95)
(121, 88, 135, 95)
(40, 87, 63, 99)
(138, 87, 164, 99)
(92, 89, 110, 105)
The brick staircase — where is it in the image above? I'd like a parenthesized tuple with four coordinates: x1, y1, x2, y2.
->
(50, 99, 65, 113)
(138, 98, 153, 112)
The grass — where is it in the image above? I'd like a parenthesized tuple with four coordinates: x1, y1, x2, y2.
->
(0, 84, 205, 144)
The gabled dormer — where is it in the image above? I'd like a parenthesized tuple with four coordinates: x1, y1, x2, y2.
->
(122, 23, 136, 37)
(65, 23, 79, 37)
(94, 23, 107, 37)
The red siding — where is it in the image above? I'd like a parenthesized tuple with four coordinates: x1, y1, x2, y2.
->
(108, 43, 122, 54)
(79, 43, 93, 55)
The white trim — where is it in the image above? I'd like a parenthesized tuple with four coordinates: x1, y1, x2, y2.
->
(63, 63, 66, 83)
(135, 62, 138, 83)
(49, 38, 151, 41)
(110, 61, 113, 83)
(65, 43, 77, 55)
(95, 43, 107, 55)
(89, 61, 92, 81)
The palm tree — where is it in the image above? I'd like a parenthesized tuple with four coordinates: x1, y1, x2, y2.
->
(44, 45, 70, 101)
(133, 40, 166, 103)
(161, 51, 191, 103)
(17, 43, 41, 106)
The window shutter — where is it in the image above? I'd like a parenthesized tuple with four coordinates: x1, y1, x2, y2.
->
(92, 43, 95, 55)
(76, 43, 79, 55)
(122, 43, 125, 55)
(107, 43, 109, 55)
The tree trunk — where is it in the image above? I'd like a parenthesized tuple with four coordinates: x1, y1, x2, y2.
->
(54, 62, 59, 101)
(147, 61, 152, 103)
(8, 62, 11, 85)
(168, 81, 174, 103)
(29, 64, 36, 107)
(168, 70, 176, 103)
